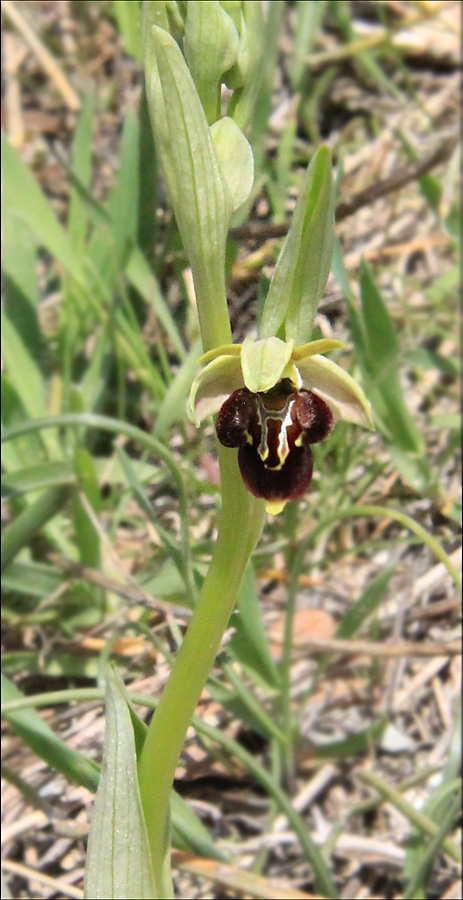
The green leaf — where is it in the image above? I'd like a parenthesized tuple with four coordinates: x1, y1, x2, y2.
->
(1, 560, 63, 598)
(359, 260, 424, 453)
(2, 212, 43, 360)
(108, 111, 140, 266)
(360, 770, 461, 864)
(228, 565, 280, 689)
(171, 790, 229, 862)
(260, 146, 335, 344)
(210, 117, 254, 212)
(184, 0, 239, 123)
(291, 0, 326, 90)
(84, 668, 156, 900)
(1, 461, 75, 499)
(335, 563, 396, 639)
(126, 248, 186, 360)
(1, 133, 85, 285)
(359, 259, 399, 374)
(1, 313, 59, 458)
(1, 485, 72, 571)
(142, 12, 231, 349)
(72, 447, 102, 574)
(315, 717, 388, 759)
(138, 559, 191, 600)
(154, 341, 202, 438)
(68, 96, 94, 253)
(1, 674, 99, 793)
(113, 0, 142, 60)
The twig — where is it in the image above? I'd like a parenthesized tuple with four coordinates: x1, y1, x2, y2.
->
(304, 1, 456, 69)
(288, 636, 461, 659)
(229, 136, 457, 242)
(49, 554, 192, 618)
(172, 852, 322, 900)
(2, 0, 81, 111)
(359, 771, 461, 864)
(0, 859, 83, 900)
(334, 136, 457, 221)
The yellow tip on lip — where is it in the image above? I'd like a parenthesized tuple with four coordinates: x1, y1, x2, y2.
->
(265, 500, 287, 516)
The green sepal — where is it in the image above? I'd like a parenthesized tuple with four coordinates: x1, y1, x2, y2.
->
(260, 145, 335, 345)
(210, 117, 254, 212)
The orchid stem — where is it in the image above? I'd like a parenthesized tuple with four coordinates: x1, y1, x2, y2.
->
(138, 448, 265, 897)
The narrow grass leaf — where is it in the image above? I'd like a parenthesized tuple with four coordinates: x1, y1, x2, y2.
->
(84, 667, 156, 900)
(113, 0, 142, 60)
(228, 565, 280, 689)
(403, 793, 461, 900)
(126, 248, 186, 359)
(153, 341, 202, 439)
(404, 781, 461, 898)
(291, 0, 326, 91)
(138, 81, 158, 256)
(1, 313, 59, 458)
(1, 461, 75, 499)
(118, 448, 195, 605)
(68, 96, 94, 253)
(359, 771, 461, 863)
(3, 212, 43, 360)
(1, 560, 64, 598)
(316, 564, 396, 679)
(1, 674, 99, 793)
(192, 715, 339, 898)
(1, 133, 85, 284)
(108, 111, 140, 266)
(170, 791, 230, 863)
(315, 718, 387, 760)
(1, 485, 71, 571)
(359, 260, 424, 453)
(335, 563, 396, 639)
(331, 238, 367, 356)
(73, 447, 102, 577)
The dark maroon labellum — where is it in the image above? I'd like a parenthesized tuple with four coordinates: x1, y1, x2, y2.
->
(215, 382, 333, 502)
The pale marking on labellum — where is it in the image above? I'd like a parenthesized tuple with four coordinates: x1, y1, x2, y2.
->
(257, 398, 295, 471)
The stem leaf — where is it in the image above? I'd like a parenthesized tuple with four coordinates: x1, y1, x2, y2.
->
(84, 668, 156, 900)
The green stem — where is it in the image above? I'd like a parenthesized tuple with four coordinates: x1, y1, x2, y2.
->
(279, 501, 301, 784)
(137, 447, 265, 897)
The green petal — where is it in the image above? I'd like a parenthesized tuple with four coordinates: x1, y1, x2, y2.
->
(292, 339, 345, 360)
(297, 355, 374, 429)
(241, 336, 294, 393)
(188, 355, 243, 425)
(199, 343, 242, 366)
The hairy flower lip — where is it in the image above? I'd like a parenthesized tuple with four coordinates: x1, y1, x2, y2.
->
(215, 385, 334, 509)
(188, 336, 374, 431)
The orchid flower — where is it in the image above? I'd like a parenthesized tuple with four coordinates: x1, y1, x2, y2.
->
(189, 335, 374, 514)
